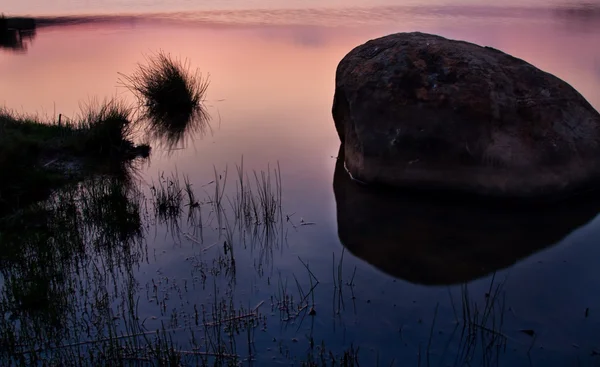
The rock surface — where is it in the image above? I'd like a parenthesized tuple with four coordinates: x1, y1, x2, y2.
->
(332, 32, 600, 198)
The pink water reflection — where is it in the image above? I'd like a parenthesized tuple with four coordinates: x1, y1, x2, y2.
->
(0, 13, 599, 182)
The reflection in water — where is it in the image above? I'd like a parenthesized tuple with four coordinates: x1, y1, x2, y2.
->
(0, 161, 288, 365)
(333, 147, 600, 285)
(143, 104, 211, 153)
(0, 176, 146, 364)
(553, 3, 600, 31)
(0, 26, 36, 52)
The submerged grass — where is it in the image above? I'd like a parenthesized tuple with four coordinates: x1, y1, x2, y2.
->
(301, 343, 361, 367)
(418, 275, 508, 367)
(150, 171, 184, 237)
(0, 153, 460, 366)
(0, 175, 147, 366)
(119, 51, 211, 150)
(147, 159, 286, 281)
(454, 275, 507, 366)
(151, 172, 184, 220)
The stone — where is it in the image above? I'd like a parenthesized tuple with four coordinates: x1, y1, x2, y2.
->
(332, 32, 600, 198)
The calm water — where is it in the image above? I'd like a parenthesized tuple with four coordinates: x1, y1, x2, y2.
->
(2, 1, 600, 366)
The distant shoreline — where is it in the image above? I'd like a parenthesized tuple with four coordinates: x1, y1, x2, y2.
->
(2, 4, 599, 29)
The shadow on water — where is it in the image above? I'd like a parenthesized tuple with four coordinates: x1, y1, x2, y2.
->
(0, 18, 36, 52)
(333, 146, 600, 286)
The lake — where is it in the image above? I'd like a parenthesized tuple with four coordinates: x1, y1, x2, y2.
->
(2, 1, 600, 365)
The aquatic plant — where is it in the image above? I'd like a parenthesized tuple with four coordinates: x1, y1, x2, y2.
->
(151, 158, 286, 263)
(273, 257, 320, 324)
(0, 175, 147, 366)
(230, 158, 283, 228)
(0, 151, 376, 366)
(301, 343, 361, 367)
(422, 275, 508, 367)
(332, 248, 356, 315)
(228, 158, 285, 261)
(150, 172, 184, 230)
(456, 275, 507, 366)
(119, 51, 210, 150)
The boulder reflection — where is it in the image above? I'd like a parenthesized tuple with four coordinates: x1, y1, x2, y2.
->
(333, 147, 600, 285)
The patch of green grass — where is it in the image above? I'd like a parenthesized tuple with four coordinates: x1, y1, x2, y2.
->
(119, 50, 210, 149)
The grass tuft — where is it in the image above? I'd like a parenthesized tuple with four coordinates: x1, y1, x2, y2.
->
(77, 98, 137, 157)
(119, 51, 210, 149)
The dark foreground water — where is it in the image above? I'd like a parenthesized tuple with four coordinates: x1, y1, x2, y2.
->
(2, 4, 600, 366)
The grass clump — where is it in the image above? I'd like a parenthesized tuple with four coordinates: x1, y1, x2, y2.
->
(77, 98, 140, 158)
(119, 51, 210, 149)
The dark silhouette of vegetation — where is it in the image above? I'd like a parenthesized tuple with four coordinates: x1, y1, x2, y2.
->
(119, 51, 211, 150)
(0, 16, 36, 51)
(0, 100, 150, 216)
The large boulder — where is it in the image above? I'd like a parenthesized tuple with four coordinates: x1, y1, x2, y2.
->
(332, 32, 600, 198)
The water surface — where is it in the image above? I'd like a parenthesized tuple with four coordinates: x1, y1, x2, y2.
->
(2, 2, 600, 366)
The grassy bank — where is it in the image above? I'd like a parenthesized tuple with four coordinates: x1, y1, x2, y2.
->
(0, 101, 150, 216)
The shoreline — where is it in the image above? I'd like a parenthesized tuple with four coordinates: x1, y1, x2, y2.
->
(2, 3, 598, 30)
(0, 107, 150, 217)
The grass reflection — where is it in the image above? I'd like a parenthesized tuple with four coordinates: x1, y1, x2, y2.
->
(0, 175, 146, 365)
